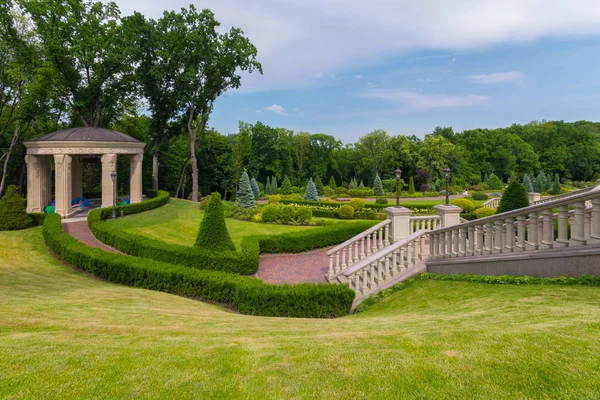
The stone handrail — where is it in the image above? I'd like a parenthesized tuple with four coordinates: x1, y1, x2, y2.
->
(531, 186, 594, 206)
(409, 215, 441, 233)
(326, 219, 390, 279)
(429, 185, 600, 259)
(482, 197, 501, 209)
(342, 230, 429, 299)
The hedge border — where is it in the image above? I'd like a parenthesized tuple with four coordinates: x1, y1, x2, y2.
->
(280, 198, 435, 211)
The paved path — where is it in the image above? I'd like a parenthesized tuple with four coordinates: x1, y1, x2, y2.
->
(62, 220, 120, 253)
(257, 248, 330, 285)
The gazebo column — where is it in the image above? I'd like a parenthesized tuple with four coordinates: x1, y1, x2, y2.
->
(101, 154, 117, 208)
(54, 154, 73, 217)
(25, 155, 52, 213)
(130, 153, 143, 204)
(71, 156, 83, 200)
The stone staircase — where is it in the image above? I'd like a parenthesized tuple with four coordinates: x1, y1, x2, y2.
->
(327, 182, 600, 307)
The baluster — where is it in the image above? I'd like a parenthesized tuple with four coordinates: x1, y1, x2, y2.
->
(413, 238, 420, 263)
(527, 212, 539, 249)
(341, 248, 348, 269)
(493, 220, 503, 253)
(360, 237, 366, 259)
(516, 215, 526, 251)
(467, 226, 474, 256)
(328, 255, 334, 278)
(442, 231, 450, 258)
(430, 233, 436, 258)
(384, 224, 390, 246)
(459, 227, 467, 256)
(398, 247, 406, 271)
(556, 206, 569, 247)
(475, 224, 483, 255)
(391, 249, 398, 276)
(372, 232, 378, 251)
(420, 234, 426, 259)
(537, 215, 544, 246)
(369, 263, 376, 288)
(354, 274, 360, 293)
(584, 209, 592, 239)
(409, 220, 414, 234)
(484, 222, 493, 254)
(354, 241, 360, 263)
(384, 254, 390, 278)
(348, 275, 353, 290)
(347, 244, 354, 267)
(376, 259, 383, 284)
(366, 234, 371, 256)
(407, 242, 414, 266)
(452, 229, 459, 257)
(362, 268, 369, 294)
(504, 217, 515, 252)
(378, 228, 384, 249)
(541, 209, 554, 248)
(588, 198, 600, 244)
(335, 251, 340, 273)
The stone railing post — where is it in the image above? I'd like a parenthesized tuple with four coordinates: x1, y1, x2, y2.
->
(433, 204, 463, 228)
(528, 192, 541, 203)
(384, 206, 412, 243)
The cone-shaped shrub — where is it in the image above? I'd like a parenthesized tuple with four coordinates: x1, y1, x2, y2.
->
(358, 180, 365, 189)
(349, 178, 357, 190)
(373, 174, 384, 196)
(265, 177, 271, 195)
(304, 178, 319, 201)
(328, 176, 337, 190)
(0, 185, 30, 231)
(280, 176, 292, 194)
(271, 176, 278, 194)
(522, 174, 534, 193)
(408, 176, 416, 194)
(250, 177, 260, 199)
(552, 174, 561, 195)
(497, 180, 529, 214)
(314, 176, 324, 195)
(536, 172, 547, 193)
(195, 192, 235, 252)
(235, 170, 256, 209)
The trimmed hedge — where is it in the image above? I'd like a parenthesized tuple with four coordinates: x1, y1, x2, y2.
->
(96, 189, 170, 220)
(29, 213, 46, 226)
(43, 214, 354, 318)
(0, 186, 31, 231)
(280, 198, 435, 212)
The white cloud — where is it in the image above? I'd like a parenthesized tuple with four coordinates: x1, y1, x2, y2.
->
(361, 88, 490, 109)
(467, 71, 525, 83)
(111, 0, 600, 92)
(263, 104, 285, 114)
(354, 74, 363, 79)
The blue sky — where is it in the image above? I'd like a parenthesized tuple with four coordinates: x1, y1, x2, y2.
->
(114, 0, 600, 143)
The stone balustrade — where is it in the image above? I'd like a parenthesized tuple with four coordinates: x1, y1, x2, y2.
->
(409, 215, 441, 233)
(482, 197, 501, 209)
(327, 219, 390, 279)
(531, 186, 594, 207)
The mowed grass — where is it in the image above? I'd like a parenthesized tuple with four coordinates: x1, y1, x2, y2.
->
(105, 198, 316, 249)
(2, 228, 600, 399)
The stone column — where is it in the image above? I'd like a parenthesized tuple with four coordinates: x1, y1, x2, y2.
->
(53, 154, 72, 217)
(71, 156, 83, 200)
(129, 153, 143, 204)
(434, 204, 463, 228)
(385, 206, 412, 242)
(101, 154, 117, 209)
(528, 192, 541, 203)
(25, 155, 52, 213)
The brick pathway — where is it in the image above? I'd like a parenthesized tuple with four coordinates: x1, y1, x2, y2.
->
(62, 221, 120, 253)
(257, 248, 330, 285)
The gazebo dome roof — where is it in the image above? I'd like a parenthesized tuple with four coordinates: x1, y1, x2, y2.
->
(32, 127, 141, 143)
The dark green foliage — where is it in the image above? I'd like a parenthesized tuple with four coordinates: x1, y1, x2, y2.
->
(250, 177, 260, 199)
(280, 205, 296, 224)
(375, 197, 388, 205)
(373, 175, 384, 197)
(279, 175, 292, 194)
(44, 214, 355, 318)
(261, 204, 280, 223)
(236, 170, 256, 209)
(304, 178, 319, 201)
(522, 174, 534, 193)
(408, 176, 415, 194)
(0, 186, 32, 231)
(471, 192, 489, 200)
(295, 206, 312, 223)
(536, 172, 547, 193)
(265, 177, 271, 195)
(358, 180, 365, 189)
(496, 180, 529, 214)
(552, 174, 561, 195)
(314, 176, 324, 196)
(97, 189, 170, 220)
(28, 213, 46, 226)
(485, 174, 503, 190)
(196, 192, 236, 252)
(271, 176, 278, 194)
(328, 176, 337, 190)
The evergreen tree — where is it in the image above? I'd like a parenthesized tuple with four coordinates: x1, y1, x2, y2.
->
(0, 186, 30, 231)
(235, 170, 256, 208)
(195, 192, 236, 252)
(328, 176, 337, 190)
(280, 175, 292, 194)
(373, 174, 384, 197)
(408, 176, 416, 194)
(535, 172, 547, 193)
(265, 177, 271, 195)
(552, 173, 561, 195)
(358, 180, 365, 189)
(314, 176, 325, 196)
(271, 176, 278, 194)
(522, 174, 534, 193)
(250, 177, 260, 199)
(349, 178, 357, 190)
(304, 178, 319, 201)
(497, 180, 529, 214)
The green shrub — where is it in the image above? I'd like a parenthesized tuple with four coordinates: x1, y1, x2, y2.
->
(373, 174, 384, 197)
(304, 178, 319, 201)
(280, 205, 296, 224)
(335, 187, 348, 195)
(473, 207, 496, 219)
(348, 198, 366, 211)
(375, 197, 388, 205)
(337, 204, 355, 219)
(496, 180, 529, 214)
(551, 174, 561, 195)
(449, 185, 464, 195)
(451, 198, 475, 213)
(236, 170, 256, 209)
(314, 176, 325, 196)
(561, 187, 570, 194)
(422, 191, 440, 197)
(408, 176, 416, 194)
(0, 185, 33, 231)
(485, 174, 503, 190)
(271, 176, 278, 195)
(261, 204, 281, 223)
(195, 192, 236, 252)
(268, 195, 281, 204)
(282, 193, 303, 200)
(295, 206, 312, 224)
(328, 176, 337, 190)
(347, 189, 374, 197)
(471, 192, 489, 200)
(199, 195, 211, 210)
(250, 177, 260, 199)
(522, 174, 534, 193)
(265, 177, 272, 195)
(469, 185, 484, 191)
(535, 172, 547, 193)
(280, 176, 293, 195)
(97, 189, 169, 220)
(28, 213, 46, 226)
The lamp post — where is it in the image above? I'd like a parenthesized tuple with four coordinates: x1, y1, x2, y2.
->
(110, 171, 117, 220)
(444, 167, 450, 205)
(395, 168, 402, 207)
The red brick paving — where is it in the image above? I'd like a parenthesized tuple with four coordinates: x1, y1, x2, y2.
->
(62, 221, 120, 253)
(257, 247, 330, 285)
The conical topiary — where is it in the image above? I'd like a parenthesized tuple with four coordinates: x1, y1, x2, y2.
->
(497, 180, 529, 214)
(304, 178, 319, 201)
(235, 170, 256, 209)
(195, 192, 235, 252)
(349, 178, 357, 190)
(535, 172, 547, 193)
(280, 175, 292, 194)
(265, 177, 272, 196)
(250, 177, 260, 199)
(522, 174, 534, 193)
(328, 176, 337, 190)
(358, 180, 365, 189)
(314, 176, 324, 196)
(408, 176, 416, 194)
(552, 174, 561, 195)
(373, 174, 384, 197)
(0, 185, 30, 231)
(271, 176, 278, 194)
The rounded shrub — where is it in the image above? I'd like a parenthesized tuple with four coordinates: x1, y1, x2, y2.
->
(474, 207, 496, 219)
(348, 198, 366, 211)
(451, 198, 475, 213)
(0, 185, 30, 231)
(280, 205, 296, 224)
(496, 180, 529, 214)
(283, 193, 303, 200)
(268, 195, 281, 204)
(195, 192, 236, 252)
(261, 204, 281, 223)
(295, 206, 312, 224)
(199, 194, 211, 210)
(337, 204, 355, 219)
(471, 192, 489, 200)
(469, 184, 484, 191)
(375, 197, 388, 205)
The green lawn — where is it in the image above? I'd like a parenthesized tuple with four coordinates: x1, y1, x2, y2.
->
(105, 198, 317, 249)
(2, 228, 600, 398)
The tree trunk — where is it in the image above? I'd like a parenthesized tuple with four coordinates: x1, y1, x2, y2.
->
(188, 111, 208, 202)
(86, 162, 95, 192)
(0, 125, 21, 196)
(175, 156, 191, 199)
(152, 152, 159, 190)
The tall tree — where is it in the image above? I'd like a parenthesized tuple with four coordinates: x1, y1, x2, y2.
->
(231, 121, 252, 191)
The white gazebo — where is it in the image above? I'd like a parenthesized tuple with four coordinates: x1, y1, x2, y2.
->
(23, 127, 146, 217)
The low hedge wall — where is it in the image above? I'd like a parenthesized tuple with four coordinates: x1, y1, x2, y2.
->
(96, 189, 169, 219)
(280, 199, 435, 212)
(311, 209, 387, 221)
(43, 214, 354, 318)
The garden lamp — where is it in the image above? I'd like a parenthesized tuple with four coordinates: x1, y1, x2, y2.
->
(111, 171, 117, 220)
(395, 168, 402, 207)
(444, 167, 450, 205)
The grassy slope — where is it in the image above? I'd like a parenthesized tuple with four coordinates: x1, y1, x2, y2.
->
(2, 228, 600, 399)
